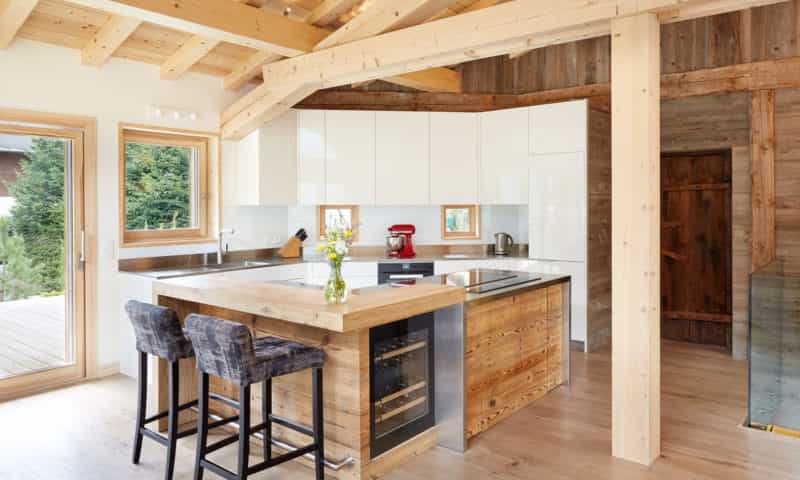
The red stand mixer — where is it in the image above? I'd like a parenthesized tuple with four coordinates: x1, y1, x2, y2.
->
(386, 224, 417, 259)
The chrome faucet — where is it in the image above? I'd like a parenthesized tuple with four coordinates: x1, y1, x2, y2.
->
(217, 228, 234, 264)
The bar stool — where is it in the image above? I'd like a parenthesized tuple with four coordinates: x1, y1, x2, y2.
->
(183, 314, 326, 480)
(125, 301, 240, 480)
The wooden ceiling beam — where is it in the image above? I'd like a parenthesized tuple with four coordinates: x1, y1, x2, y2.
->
(262, 0, 788, 91)
(314, 0, 458, 51)
(66, 0, 329, 57)
(81, 15, 141, 66)
(0, 0, 39, 49)
(506, 21, 610, 59)
(306, 0, 362, 27)
(384, 67, 462, 92)
(160, 35, 220, 80)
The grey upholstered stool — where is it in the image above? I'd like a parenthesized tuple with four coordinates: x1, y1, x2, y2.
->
(183, 314, 326, 480)
(125, 301, 240, 480)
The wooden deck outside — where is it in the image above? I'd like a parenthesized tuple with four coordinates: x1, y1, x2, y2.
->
(0, 295, 66, 379)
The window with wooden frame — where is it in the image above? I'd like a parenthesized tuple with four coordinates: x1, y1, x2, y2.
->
(441, 205, 481, 240)
(318, 205, 359, 241)
(119, 126, 213, 246)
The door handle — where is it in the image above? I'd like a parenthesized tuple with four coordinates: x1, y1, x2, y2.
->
(78, 230, 85, 272)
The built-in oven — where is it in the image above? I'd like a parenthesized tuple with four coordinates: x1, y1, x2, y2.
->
(378, 262, 434, 284)
(369, 313, 435, 458)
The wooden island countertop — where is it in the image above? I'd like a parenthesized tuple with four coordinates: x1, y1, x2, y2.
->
(152, 274, 466, 332)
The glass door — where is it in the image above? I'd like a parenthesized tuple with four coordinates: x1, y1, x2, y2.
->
(0, 124, 85, 398)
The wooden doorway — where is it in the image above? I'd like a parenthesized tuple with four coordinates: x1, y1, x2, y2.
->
(661, 150, 733, 350)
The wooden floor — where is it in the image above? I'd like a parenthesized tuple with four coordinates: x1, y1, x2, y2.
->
(0, 341, 797, 479)
(0, 295, 66, 379)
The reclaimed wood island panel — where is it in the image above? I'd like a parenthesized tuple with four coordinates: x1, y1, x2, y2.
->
(149, 273, 569, 478)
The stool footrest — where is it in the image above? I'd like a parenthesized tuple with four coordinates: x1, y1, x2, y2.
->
(269, 413, 314, 437)
(209, 392, 240, 410)
(199, 459, 237, 479)
(248, 443, 319, 476)
(144, 399, 198, 424)
(205, 432, 241, 455)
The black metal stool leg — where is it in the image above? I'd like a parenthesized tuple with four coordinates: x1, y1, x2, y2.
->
(313, 367, 324, 480)
(261, 379, 271, 462)
(164, 360, 180, 480)
(238, 385, 251, 480)
(194, 372, 209, 480)
(132, 351, 147, 465)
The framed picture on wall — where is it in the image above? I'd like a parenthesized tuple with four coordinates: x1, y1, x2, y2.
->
(441, 205, 480, 240)
(318, 205, 360, 241)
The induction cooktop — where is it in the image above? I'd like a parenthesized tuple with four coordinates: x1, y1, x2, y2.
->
(445, 269, 517, 288)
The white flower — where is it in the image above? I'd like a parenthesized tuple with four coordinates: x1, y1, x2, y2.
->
(334, 240, 347, 255)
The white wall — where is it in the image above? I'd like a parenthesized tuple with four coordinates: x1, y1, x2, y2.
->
(290, 205, 527, 247)
(0, 40, 239, 370)
(221, 206, 288, 251)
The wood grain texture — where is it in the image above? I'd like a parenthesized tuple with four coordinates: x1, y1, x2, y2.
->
(610, 13, 661, 466)
(750, 89, 777, 271)
(153, 275, 465, 333)
(661, 94, 752, 359)
(159, 34, 220, 80)
(464, 285, 564, 440)
(660, 151, 733, 349)
(586, 97, 612, 352)
(79, 13, 140, 66)
(0, 0, 39, 48)
(774, 88, 800, 276)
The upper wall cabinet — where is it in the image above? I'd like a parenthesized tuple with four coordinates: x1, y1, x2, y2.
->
(223, 111, 297, 206)
(430, 112, 479, 204)
(325, 110, 376, 205)
(479, 107, 530, 204)
(297, 109, 326, 206)
(529, 100, 588, 155)
(375, 111, 430, 205)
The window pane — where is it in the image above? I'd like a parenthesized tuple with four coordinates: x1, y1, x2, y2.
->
(124, 141, 196, 231)
(445, 208, 471, 233)
(325, 208, 352, 231)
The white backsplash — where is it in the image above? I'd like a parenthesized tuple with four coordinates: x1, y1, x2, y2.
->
(222, 206, 289, 251)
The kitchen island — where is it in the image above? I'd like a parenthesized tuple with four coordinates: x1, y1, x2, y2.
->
(150, 270, 569, 479)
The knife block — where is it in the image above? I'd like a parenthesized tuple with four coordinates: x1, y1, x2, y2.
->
(277, 236, 302, 258)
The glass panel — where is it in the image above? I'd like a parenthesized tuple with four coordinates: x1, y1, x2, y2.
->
(124, 141, 197, 231)
(373, 328, 431, 440)
(324, 208, 353, 232)
(0, 133, 73, 379)
(749, 260, 800, 432)
(445, 207, 471, 233)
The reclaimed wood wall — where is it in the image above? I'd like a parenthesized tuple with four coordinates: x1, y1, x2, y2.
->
(452, 2, 799, 95)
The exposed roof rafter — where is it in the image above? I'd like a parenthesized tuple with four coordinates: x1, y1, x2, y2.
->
(0, 0, 39, 49)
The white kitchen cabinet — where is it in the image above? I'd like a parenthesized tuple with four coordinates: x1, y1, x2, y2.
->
(375, 111, 430, 205)
(478, 107, 529, 204)
(297, 109, 327, 205)
(529, 100, 587, 155)
(325, 110, 375, 204)
(529, 152, 587, 262)
(222, 111, 298, 206)
(430, 112, 479, 204)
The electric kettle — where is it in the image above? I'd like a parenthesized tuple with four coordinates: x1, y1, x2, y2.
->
(493, 232, 514, 256)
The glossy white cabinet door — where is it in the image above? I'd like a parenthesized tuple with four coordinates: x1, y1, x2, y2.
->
(529, 152, 587, 262)
(529, 100, 587, 155)
(297, 109, 326, 205)
(430, 112, 479, 204)
(479, 107, 529, 204)
(325, 110, 376, 204)
(375, 111, 430, 205)
(258, 110, 297, 205)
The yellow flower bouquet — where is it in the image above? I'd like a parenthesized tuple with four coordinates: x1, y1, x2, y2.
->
(316, 215, 355, 304)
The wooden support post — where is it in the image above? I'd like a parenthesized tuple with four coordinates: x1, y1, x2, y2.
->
(750, 89, 776, 271)
(610, 13, 661, 466)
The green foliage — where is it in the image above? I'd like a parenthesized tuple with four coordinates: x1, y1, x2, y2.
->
(124, 142, 192, 231)
(0, 216, 43, 301)
(8, 137, 65, 294)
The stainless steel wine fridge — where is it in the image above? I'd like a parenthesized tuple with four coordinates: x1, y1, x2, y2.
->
(369, 313, 435, 457)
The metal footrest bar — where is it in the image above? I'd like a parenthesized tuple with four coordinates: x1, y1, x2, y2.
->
(269, 413, 314, 437)
(144, 398, 199, 424)
(203, 411, 355, 471)
(247, 443, 318, 476)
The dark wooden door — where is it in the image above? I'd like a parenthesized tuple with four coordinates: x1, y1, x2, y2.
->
(661, 151, 732, 349)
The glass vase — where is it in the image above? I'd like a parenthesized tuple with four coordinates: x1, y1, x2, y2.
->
(324, 262, 349, 305)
